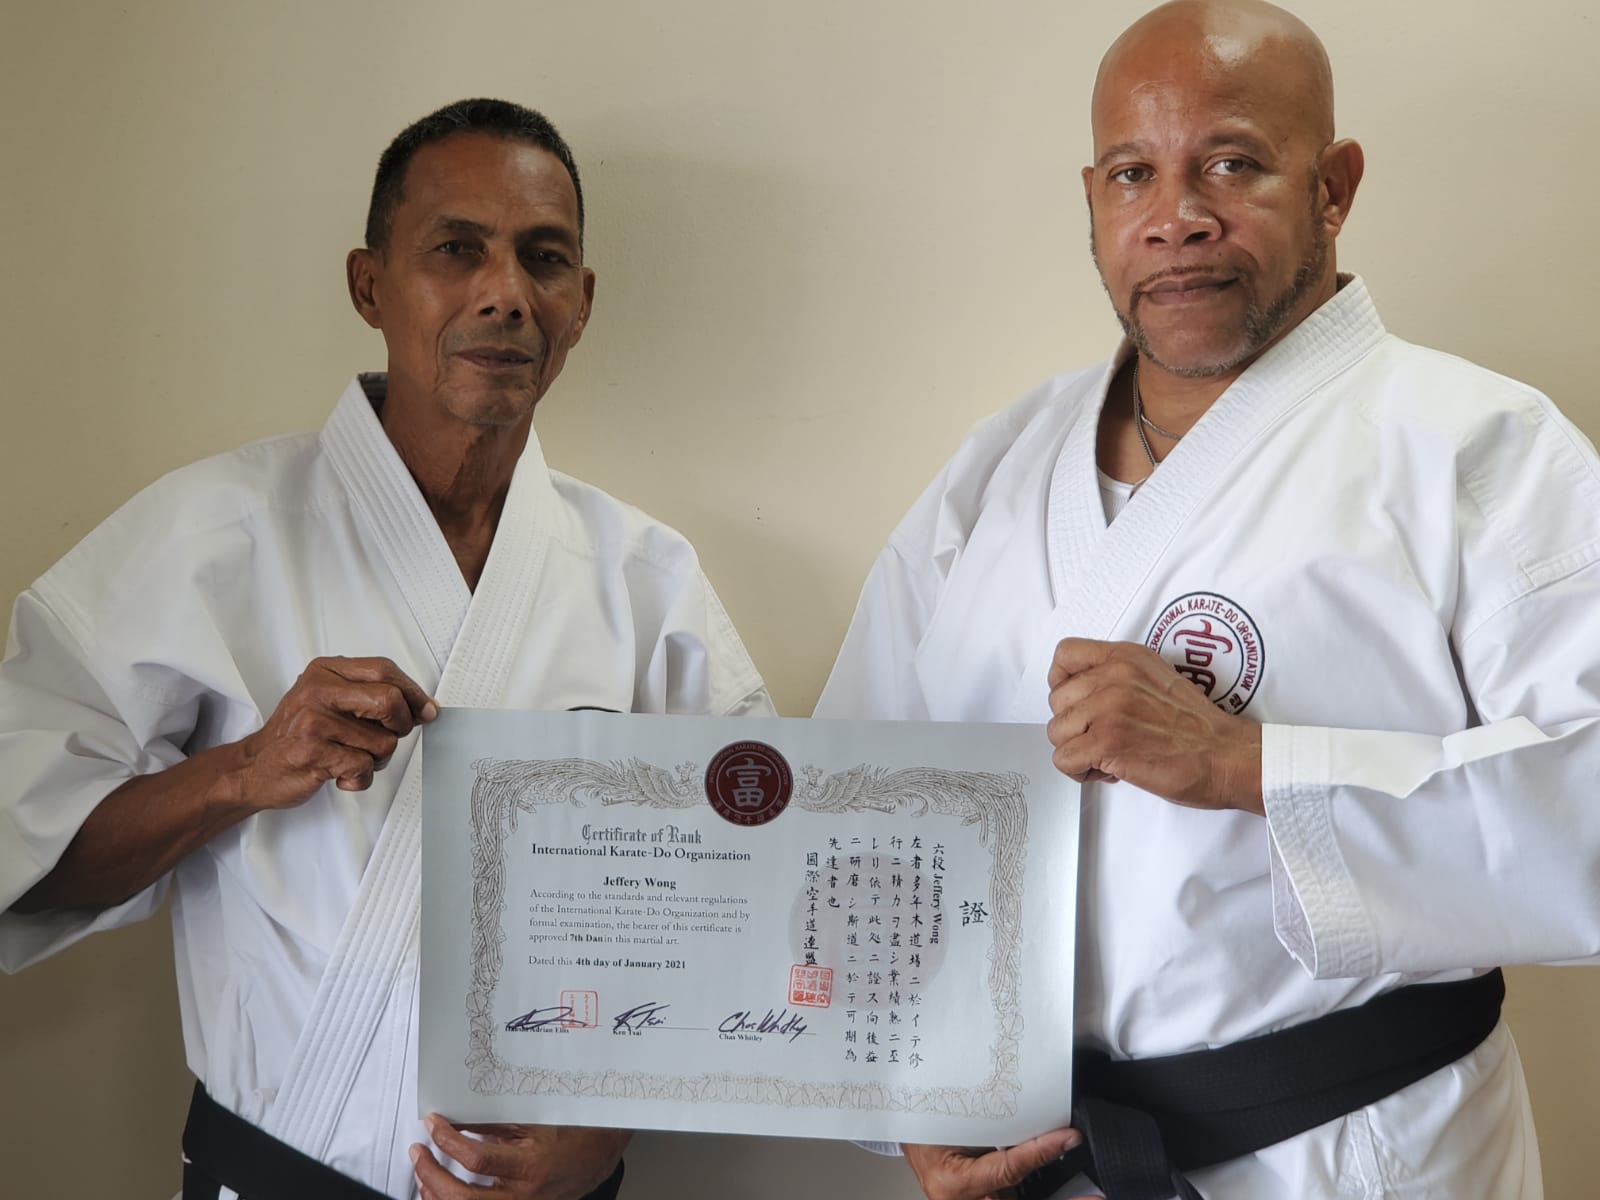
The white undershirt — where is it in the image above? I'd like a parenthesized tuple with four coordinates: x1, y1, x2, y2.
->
(1097, 469, 1138, 523)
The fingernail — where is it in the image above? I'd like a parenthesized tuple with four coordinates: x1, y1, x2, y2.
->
(408, 1144, 422, 1165)
(422, 700, 439, 721)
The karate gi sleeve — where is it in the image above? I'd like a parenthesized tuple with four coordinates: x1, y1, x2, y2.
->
(814, 543, 939, 721)
(1264, 399, 1600, 980)
(817, 396, 1044, 722)
(636, 548, 775, 718)
(0, 587, 191, 971)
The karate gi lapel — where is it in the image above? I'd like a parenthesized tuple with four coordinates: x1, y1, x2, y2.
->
(1010, 280, 1388, 721)
(320, 377, 472, 674)
(266, 377, 557, 1164)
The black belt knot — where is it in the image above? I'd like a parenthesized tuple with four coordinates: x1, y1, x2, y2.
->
(182, 1081, 626, 1200)
(1019, 969, 1504, 1200)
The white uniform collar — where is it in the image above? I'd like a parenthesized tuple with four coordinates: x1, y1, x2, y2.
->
(1041, 275, 1389, 650)
(318, 373, 557, 672)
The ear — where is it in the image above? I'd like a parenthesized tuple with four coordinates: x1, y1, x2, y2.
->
(566, 267, 597, 349)
(346, 248, 383, 330)
(1081, 164, 1095, 207)
(1319, 139, 1365, 238)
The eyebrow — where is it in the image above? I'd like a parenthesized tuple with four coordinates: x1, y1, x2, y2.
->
(1094, 141, 1147, 169)
(429, 215, 495, 238)
(1093, 129, 1276, 170)
(519, 224, 581, 254)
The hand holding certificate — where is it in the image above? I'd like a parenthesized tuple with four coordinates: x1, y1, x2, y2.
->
(420, 710, 1079, 1146)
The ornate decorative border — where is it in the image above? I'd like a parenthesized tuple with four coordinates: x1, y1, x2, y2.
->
(465, 756, 1029, 1118)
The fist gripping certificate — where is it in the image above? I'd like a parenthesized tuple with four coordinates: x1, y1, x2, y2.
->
(419, 710, 1079, 1145)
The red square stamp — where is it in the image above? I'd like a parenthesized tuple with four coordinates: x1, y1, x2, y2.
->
(560, 989, 599, 1029)
(789, 964, 832, 1008)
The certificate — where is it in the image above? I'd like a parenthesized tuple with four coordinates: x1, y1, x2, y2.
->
(419, 709, 1079, 1146)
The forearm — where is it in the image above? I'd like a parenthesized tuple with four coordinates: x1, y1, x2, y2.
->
(11, 738, 260, 913)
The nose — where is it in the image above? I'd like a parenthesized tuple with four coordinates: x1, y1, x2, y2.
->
(475, 248, 530, 322)
(1143, 174, 1220, 247)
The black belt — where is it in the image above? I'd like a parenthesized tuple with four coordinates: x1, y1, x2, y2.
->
(1018, 969, 1504, 1200)
(182, 1082, 626, 1200)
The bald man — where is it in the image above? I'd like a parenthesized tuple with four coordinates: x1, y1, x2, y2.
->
(817, 3, 1598, 1197)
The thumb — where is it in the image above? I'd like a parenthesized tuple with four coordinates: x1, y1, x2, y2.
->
(970, 1128, 1082, 1193)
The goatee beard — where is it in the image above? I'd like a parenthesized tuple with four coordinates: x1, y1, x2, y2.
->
(1092, 187, 1330, 379)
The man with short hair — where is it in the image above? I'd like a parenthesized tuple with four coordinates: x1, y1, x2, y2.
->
(0, 98, 771, 1199)
(818, 3, 1596, 1197)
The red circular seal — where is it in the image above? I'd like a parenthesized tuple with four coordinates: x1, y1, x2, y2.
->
(705, 741, 793, 827)
(1145, 591, 1266, 715)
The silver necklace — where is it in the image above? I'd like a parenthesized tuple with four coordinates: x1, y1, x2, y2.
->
(1128, 360, 1186, 497)
(1136, 372, 1183, 440)
(1131, 360, 1179, 476)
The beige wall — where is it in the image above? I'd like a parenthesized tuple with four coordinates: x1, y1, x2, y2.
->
(2, 0, 1597, 1195)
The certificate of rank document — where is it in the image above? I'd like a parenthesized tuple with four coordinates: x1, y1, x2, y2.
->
(419, 709, 1079, 1146)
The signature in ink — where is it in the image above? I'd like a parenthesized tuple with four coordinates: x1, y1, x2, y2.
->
(612, 1001, 671, 1033)
(719, 1007, 809, 1043)
(505, 1005, 576, 1032)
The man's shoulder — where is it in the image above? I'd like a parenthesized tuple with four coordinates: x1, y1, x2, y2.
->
(1289, 279, 1557, 440)
(37, 429, 335, 601)
(102, 429, 328, 535)
(902, 363, 1106, 513)
(1363, 335, 1550, 420)
(969, 363, 1108, 451)
(1340, 333, 1600, 592)
(1357, 334, 1594, 468)
(870, 363, 1106, 570)
(544, 469, 703, 576)
(159, 429, 328, 503)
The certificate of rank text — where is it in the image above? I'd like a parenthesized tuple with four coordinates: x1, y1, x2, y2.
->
(419, 709, 1079, 1145)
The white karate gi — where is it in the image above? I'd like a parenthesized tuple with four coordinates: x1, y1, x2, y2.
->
(819, 278, 1600, 1197)
(0, 375, 773, 1198)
